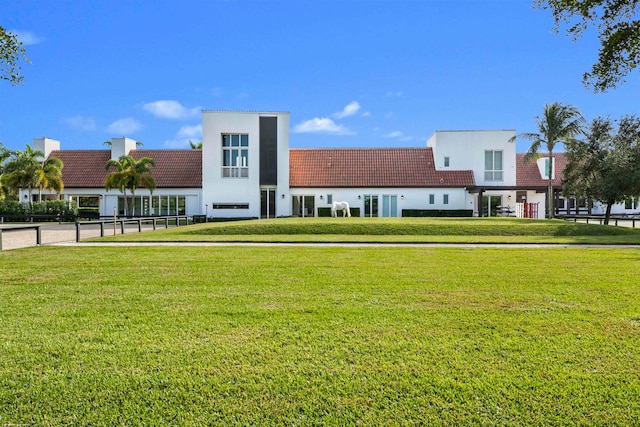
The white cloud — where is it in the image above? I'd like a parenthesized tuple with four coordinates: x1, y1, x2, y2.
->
(382, 130, 413, 142)
(293, 118, 355, 135)
(382, 131, 404, 138)
(11, 30, 42, 45)
(143, 100, 201, 120)
(163, 139, 190, 149)
(333, 101, 361, 119)
(361, 111, 371, 118)
(64, 116, 96, 131)
(177, 124, 202, 139)
(107, 118, 142, 135)
(163, 124, 203, 148)
(386, 91, 403, 97)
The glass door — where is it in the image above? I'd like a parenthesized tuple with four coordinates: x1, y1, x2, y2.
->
(382, 195, 398, 217)
(292, 195, 315, 217)
(260, 187, 277, 218)
(364, 195, 378, 217)
(482, 195, 502, 217)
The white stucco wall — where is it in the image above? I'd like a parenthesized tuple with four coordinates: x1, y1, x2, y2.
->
(202, 111, 290, 218)
(426, 130, 517, 187)
(62, 188, 202, 217)
(290, 187, 471, 216)
(33, 137, 60, 160)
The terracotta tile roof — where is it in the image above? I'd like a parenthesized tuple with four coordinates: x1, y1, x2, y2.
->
(49, 150, 111, 188)
(290, 148, 475, 188)
(516, 153, 567, 188)
(49, 149, 202, 189)
(132, 150, 202, 188)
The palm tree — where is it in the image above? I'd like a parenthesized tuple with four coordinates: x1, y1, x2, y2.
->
(0, 142, 11, 200)
(1, 144, 43, 202)
(35, 156, 64, 201)
(105, 155, 156, 217)
(104, 156, 129, 216)
(513, 102, 585, 218)
(189, 140, 202, 149)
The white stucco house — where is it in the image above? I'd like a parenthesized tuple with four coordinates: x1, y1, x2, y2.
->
(25, 110, 637, 219)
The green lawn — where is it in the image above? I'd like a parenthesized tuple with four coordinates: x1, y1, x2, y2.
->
(93, 217, 640, 244)
(1, 245, 639, 425)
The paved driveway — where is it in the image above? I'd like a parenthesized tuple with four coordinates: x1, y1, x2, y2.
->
(0, 222, 157, 251)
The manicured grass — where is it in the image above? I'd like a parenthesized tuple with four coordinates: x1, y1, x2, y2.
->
(1, 246, 639, 425)
(93, 217, 640, 244)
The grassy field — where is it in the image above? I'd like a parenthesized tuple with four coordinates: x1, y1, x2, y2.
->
(1, 244, 639, 425)
(93, 217, 640, 244)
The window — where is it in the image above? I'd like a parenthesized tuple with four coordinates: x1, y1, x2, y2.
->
(429, 194, 435, 205)
(212, 203, 249, 209)
(625, 198, 634, 209)
(118, 195, 188, 216)
(443, 194, 449, 205)
(222, 134, 249, 178)
(484, 150, 503, 181)
(327, 194, 333, 205)
(444, 156, 450, 167)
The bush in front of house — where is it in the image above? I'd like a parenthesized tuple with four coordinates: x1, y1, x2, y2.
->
(0, 200, 77, 221)
(402, 209, 473, 217)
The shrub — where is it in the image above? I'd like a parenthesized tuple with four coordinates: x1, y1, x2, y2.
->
(318, 207, 361, 217)
(402, 209, 473, 217)
(0, 200, 77, 221)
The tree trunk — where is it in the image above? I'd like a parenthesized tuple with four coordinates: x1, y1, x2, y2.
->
(604, 201, 613, 225)
(122, 189, 128, 218)
(130, 188, 135, 217)
(547, 153, 554, 219)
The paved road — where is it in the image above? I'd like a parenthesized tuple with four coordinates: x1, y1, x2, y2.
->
(0, 222, 158, 251)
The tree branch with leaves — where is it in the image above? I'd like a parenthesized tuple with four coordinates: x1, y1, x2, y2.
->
(563, 115, 640, 224)
(0, 25, 30, 86)
(535, 0, 640, 92)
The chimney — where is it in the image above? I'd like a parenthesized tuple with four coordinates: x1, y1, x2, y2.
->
(33, 137, 60, 160)
(110, 137, 137, 160)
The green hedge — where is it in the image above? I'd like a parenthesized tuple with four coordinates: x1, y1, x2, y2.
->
(318, 207, 361, 217)
(402, 209, 473, 217)
(0, 200, 78, 221)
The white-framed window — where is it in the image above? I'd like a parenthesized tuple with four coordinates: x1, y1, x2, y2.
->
(327, 194, 333, 205)
(119, 195, 186, 216)
(443, 194, 449, 205)
(624, 197, 636, 209)
(222, 134, 249, 178)
(484, 150, 503, 181)
(444, 156, 450, 167)
(429, 194, 435, 205)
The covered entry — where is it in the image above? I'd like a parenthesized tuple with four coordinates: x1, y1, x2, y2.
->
(482, 195, 503, 217)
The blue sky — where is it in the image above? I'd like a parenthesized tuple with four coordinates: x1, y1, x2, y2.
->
(1, 0, 639, 154)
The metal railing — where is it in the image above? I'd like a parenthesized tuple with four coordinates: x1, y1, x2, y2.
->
(75, 215, 191, 242)
(562, 215, 639, 228)
(0, 224, 42, 250)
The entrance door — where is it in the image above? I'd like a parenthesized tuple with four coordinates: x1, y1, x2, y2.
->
(381, 195, 398, 217)
(292, 195, 315, 217)
(364, 195, 379, 217)
(260, 187, 277, 218)
(482, 195, 502, 217)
